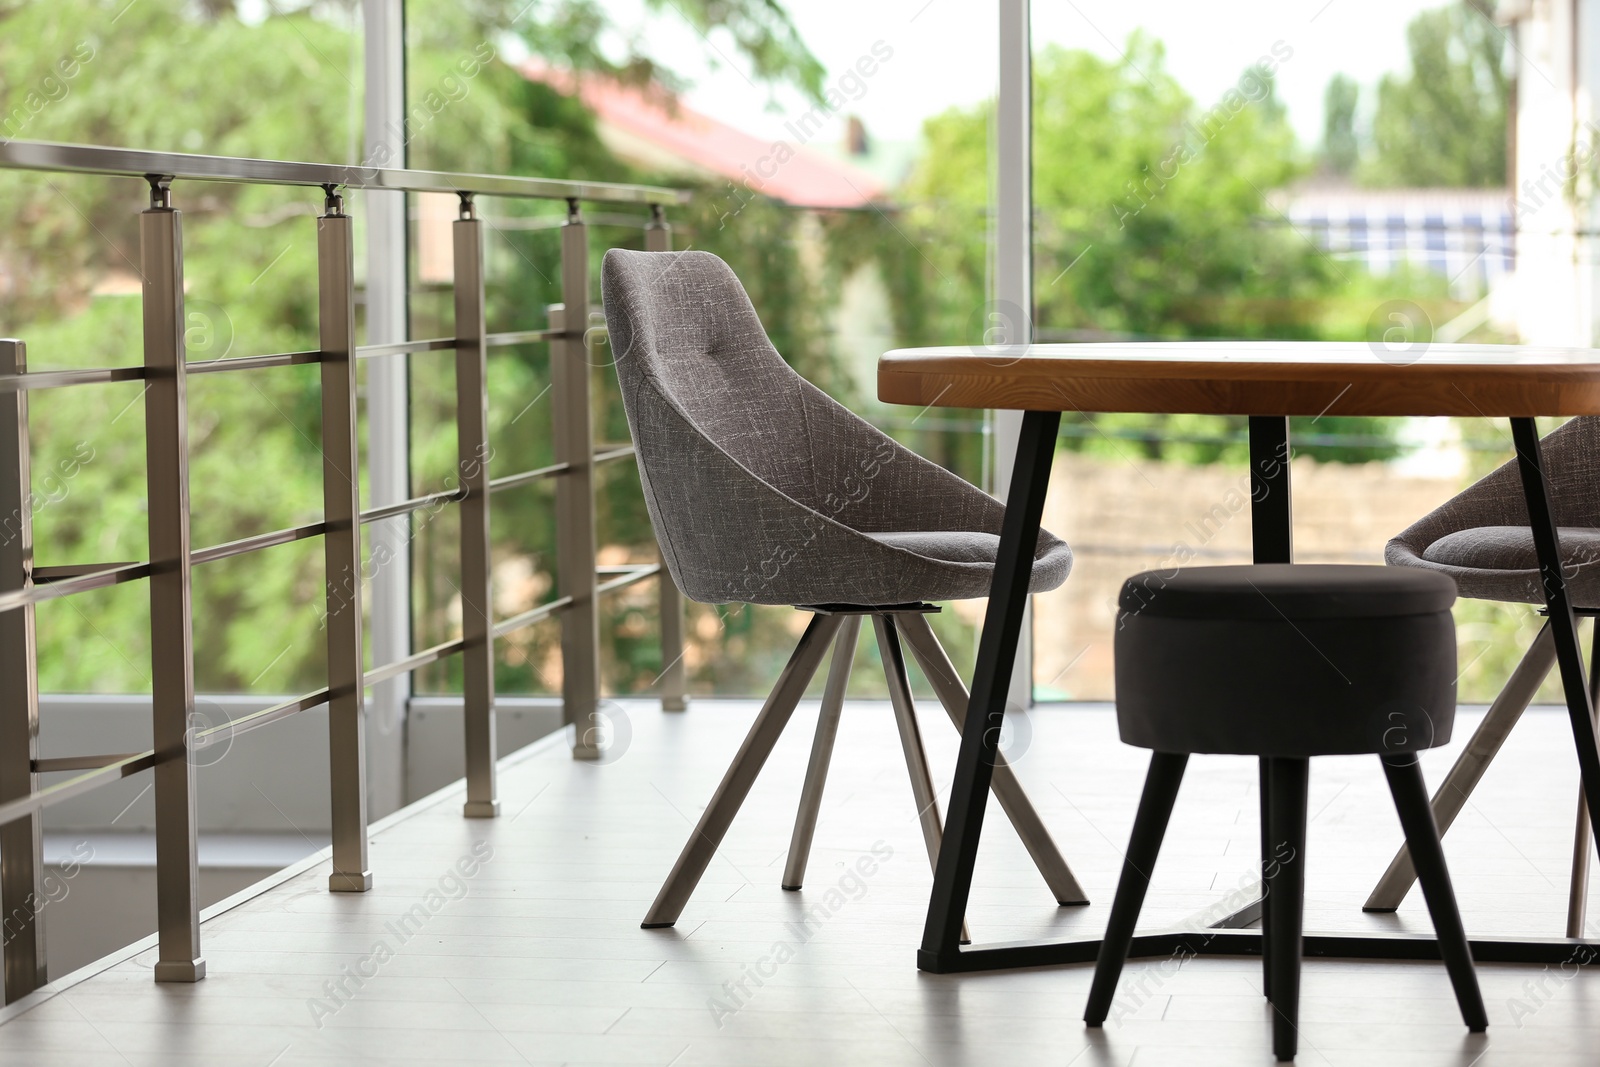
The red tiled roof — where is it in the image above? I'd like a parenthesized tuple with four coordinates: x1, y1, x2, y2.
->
(519, 61, 885, 209)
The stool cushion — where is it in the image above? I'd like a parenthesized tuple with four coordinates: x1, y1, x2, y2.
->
(1118, 563, 1457, 620)
(1114, 565, 1458, 757)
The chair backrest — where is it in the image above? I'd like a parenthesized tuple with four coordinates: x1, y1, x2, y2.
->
(1392, 415, 1600, 555)
(602, 249, 815, 499)
(599, 248, 1012, 607)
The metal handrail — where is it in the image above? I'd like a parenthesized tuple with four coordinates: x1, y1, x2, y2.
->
(188, 350, 321, 375)
(354, 330, 564, 359)
(0, 365, 146, 394)
(0, 561, 152, 612)
(364, 638, 466, 687)
(32, 753, 147, 774)
(203, 688, 333, 745)
(359, 486, 466, 525)
(355, 338, 456, 359)
(191, 522, 328, 566)
(0, 751, 159, 827)
(491, 595, 576, 640)
(595, 563, 662, 596)
(488, 462, 570, 493)
(0, 145, 689, 1002)
(0, 139, 688, 205)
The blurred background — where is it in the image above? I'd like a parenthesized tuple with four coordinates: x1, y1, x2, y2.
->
(0, 0, 1579, 716)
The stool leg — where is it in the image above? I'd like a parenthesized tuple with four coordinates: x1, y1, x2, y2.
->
(1265, 756, 1308, 1062)
(1380, 753, 1489, 1032)
(1085, 751, 1188, 1027)
(1260, 758, 1274, 1001)
(1365, 623, 1553, 912)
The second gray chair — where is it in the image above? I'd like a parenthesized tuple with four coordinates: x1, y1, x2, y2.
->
(600, 249, 1085, 930)
(1367, 416, 1600, 932)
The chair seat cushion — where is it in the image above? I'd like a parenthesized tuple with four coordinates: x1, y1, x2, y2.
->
(1390, 526, 1600, 608)
(865, 530, 1004, 565)
(1422, 525, 1600, 571)
(1114, 565, 1458, 757)
(861, 529, 1073, 600)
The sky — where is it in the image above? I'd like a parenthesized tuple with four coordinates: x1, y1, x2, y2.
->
(596, 0, 1456, 152)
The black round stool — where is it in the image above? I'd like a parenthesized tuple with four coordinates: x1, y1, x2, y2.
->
(1083, 564, 1488, 1061)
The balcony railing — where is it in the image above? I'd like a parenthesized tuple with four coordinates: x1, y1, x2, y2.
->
(0, 139, 690, 1001)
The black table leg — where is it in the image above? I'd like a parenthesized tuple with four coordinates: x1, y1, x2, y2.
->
(1248, 416, 1294, 564)
(913, 412, 1600, 975)
(1246, 417, 1294, 987)
(1509, 417, 1600, 864)
(918, 410, 1061, 970)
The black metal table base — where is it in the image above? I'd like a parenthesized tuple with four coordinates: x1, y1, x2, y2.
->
(918, 931, 1600, 974)
(918, 411, 1600, 974)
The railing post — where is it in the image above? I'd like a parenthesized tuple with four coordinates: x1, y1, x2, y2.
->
(318, 188, 372, 890)
(555, 199, 602, 757)
(140, 179, 204, 982)
(0, 338, 46, 1002)
(643, 206, 687, 712)
(454, 192, 499, 817)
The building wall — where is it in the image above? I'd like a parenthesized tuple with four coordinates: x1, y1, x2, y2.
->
(1508, 0, 1597, 345)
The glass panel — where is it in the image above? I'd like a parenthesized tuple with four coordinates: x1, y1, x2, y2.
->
(1028, 2, 1530, 703)
(405, 0, 1000, 698)
(1, 4, 364, 696)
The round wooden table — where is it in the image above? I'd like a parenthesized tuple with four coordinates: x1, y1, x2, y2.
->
(879, 341, 1600, 974)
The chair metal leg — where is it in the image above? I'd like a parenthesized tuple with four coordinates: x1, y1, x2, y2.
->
(1568, 790, 1591, 937)
(1260, 758, 1275, 1001)
(1365, 621, 1555, 911)
(641, 612, 843, 928)
(896, 612, 1089, 905)
(1565, 623, 1600, 937)
(1380, 754, 1489, 1032)
(874, 614, 970, 944)
(1266, 756, 1309, 1062)
(782, 615, 862, 890)
(1084, 751, 1189, 1027)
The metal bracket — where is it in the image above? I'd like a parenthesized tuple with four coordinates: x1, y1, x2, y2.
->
(144, 174, 173, 209)
(803, 603, 941, 616)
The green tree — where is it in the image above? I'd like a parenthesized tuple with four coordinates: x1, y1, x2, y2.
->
(0, 0, 827, 697)
(1366, 0, 1508, 187)
(1322, 73, 1361, 175)
(845, 36, 1417, 465)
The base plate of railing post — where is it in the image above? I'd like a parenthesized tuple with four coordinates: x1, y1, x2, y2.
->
(153, 958, 206, 983)
(463, 800, 501, 818)
(328, 871, 373, 893)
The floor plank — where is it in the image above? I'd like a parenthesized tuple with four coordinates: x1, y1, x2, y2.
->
(4, 698, 1598, 1065)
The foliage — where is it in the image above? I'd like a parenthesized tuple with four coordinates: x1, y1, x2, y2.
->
(837, 37, 1428, 465)
(0, 0, 832, 698)
(1365, 0, 1508, 187)
(405, 0, 825, 104)
(1, 2, 1504, 706)
(1321, 73, 1360, 176)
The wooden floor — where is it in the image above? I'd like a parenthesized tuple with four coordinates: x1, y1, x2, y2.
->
(3, 697, 1599, 1065)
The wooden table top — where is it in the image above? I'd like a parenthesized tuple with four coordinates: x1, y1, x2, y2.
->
(878, 341, 1600, 417)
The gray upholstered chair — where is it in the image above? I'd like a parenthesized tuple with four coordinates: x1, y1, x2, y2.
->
(601, 249, 1085, 931)
(1367, 416, 1600, 932)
